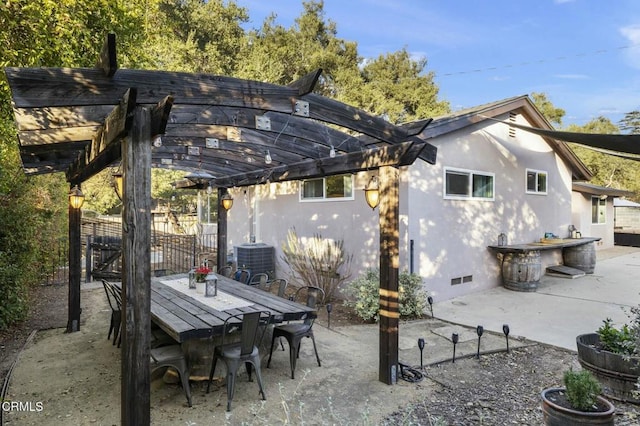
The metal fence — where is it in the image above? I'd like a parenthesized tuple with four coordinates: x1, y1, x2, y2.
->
(42, 213, 217, 284)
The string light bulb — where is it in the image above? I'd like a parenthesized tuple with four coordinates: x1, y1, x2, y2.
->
(329, 145, 336, 158)
(265, 150, 272, 164)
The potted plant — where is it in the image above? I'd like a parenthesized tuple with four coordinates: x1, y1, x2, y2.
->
(577, 318, 640, 403)
(541, 368, 615, 425)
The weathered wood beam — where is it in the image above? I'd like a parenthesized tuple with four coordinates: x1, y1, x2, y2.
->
(121, 106, 152, 425)
(378, 165, 399, 385)
(66, 88, 136, 183)
(287, 68, 322, 95)
(150, 96, 174, 137)
(96, 33, 117, 77)
(399, 118, 433, 137)
(212, 141, 425, 188)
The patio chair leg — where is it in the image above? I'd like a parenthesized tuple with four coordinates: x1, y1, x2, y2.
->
(206, 355, 218, 393)
(310, 334, 321, 367)
(267, 334, 277, 368)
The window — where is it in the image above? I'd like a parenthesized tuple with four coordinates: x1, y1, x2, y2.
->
(444, 167, 494, 200)
(300, 174, 353, 201)
(526, 169, 548, 194)
(592, 196, 606, 224)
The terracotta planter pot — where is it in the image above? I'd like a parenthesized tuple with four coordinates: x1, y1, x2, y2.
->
(577, 333, 640, 404)
(541, 388, 615, 426)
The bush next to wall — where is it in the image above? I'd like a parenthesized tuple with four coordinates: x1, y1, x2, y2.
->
(343, 269, 428, 322)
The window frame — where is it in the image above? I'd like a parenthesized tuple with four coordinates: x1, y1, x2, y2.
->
(443, 167, 495, 201)
(591, 196, 607, 224)
(526, 168, 548, 195)
(299, 174, 355, 202)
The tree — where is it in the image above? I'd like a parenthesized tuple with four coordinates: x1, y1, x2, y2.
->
(531, 92, 565, 127)
(566, 117, 639, 199)
(0, 0, 149, 328)
(348, 49, 450, 123)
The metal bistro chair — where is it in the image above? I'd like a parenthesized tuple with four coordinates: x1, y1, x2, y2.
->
(207, 310, 272, 411)
(218, 265, 234, 278)
(248, 273, 269, 289)
(234, 268, 251, 285)
(101, 280, 122, 347)
(267, 286, 324, 379)
(150, 345, 192, 407)
(267, 278, 288, 298)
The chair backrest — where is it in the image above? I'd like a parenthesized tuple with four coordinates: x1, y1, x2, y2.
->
(234, 269, 251, 284)
(269, 278, 288, 298)
(249, 273, 269, 288)
(294, 286, 324, 326)
(102, 280, 122, 310)
(222, 311, 271, 356)
(218, 265, 234, 278)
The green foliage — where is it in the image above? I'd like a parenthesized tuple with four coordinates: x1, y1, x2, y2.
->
(343, 268, 428, 322)
(563, 368, 602, 411)
(280, 228, 352, 302)
(597, 318, 636, 356)
(531, 92, 565, 127)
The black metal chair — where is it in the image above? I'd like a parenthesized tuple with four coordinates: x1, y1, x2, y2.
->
(267, 286, 324, 379)
(206, 310, 272, 411)
(268, 278, 288, 298)
(101, 280, 122, 347)
(248, 273, 269, 289)
(150, 345, 192, 407)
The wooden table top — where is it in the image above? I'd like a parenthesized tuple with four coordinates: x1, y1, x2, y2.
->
(118, 275, 316, 343)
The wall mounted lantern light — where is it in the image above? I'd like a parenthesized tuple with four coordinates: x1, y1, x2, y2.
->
(220, 192, 234, 211)
(364, 175, 380, 210)
(69, 185, 85, 209)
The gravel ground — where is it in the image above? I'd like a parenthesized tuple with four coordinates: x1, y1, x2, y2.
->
(3, 282, 640, 425)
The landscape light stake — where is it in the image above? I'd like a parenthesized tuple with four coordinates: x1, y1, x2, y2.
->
(427, 296, 434, 318)
(326, 303, 333, 329)
(503, 324, 510, 352)
(476, 325, 484, 359)
(452, 333, 459, 363)
(418, 338, 425, 370)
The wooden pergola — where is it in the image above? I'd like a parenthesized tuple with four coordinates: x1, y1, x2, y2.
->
(4, 35, 437, 425)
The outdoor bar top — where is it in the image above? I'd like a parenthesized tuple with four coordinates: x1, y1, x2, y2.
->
(488, 236, 601, 253)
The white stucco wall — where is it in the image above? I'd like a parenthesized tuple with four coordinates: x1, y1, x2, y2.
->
(226, 112, 580, 302)
(405, 114, 573, 301)
(571, 192, 615, 250)
(225, 175, 381, 289)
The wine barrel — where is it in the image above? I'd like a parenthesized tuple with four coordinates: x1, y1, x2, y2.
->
(577, 333, 640, 404)
(501, 251, 542, 292)
(563, 242, 596, 274)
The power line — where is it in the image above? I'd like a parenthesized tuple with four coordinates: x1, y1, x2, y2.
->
(438, 43, 639, 77)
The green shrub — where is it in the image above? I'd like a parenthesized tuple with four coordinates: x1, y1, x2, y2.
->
(563, 368, 602, 411)
(343, 269, 428, 322)
(597, 318, 636, 355)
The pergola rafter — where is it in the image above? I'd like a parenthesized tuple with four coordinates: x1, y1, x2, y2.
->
(4, 34, 438, 425)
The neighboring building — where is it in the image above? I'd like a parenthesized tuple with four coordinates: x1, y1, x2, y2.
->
(571, 182, 634, 250)
(614, 198, 640, 231)
(226, 95, 603, 301)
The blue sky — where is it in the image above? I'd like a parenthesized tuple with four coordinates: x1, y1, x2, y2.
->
(235, 0, 640, 128)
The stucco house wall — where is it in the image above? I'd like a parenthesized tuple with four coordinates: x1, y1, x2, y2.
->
(225, 96, 592, 302)
(404, 114, 573, 300)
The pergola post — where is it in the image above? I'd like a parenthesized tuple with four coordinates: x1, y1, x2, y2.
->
(66, 184, 83, 332)
(121, 106, 152, 425)
(216, 187, 229, 271)
(378, 165, 400, 384)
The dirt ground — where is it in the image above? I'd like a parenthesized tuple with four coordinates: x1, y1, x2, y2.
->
(3, 282, 640, 425)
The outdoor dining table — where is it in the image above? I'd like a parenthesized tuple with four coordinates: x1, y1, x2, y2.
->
(115, 274, 316, 344)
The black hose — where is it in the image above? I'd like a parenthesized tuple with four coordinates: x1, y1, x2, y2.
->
(398, 362, 424, 383)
